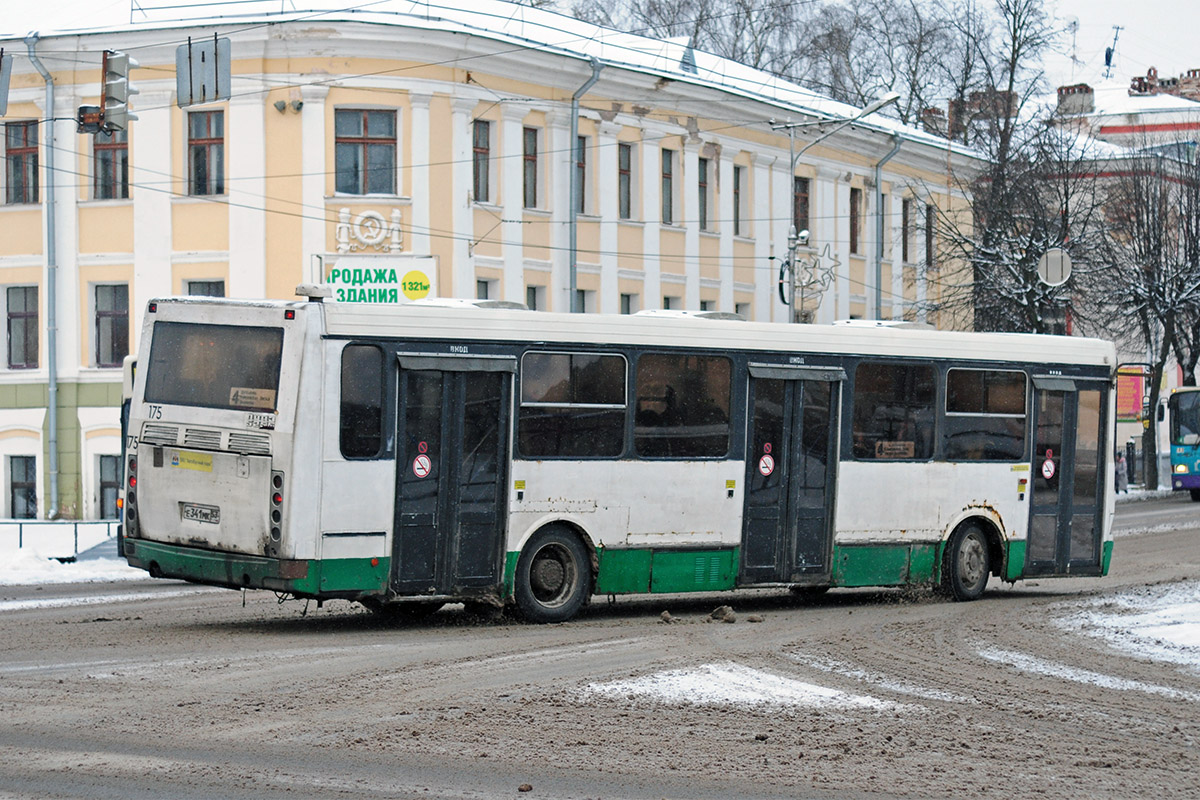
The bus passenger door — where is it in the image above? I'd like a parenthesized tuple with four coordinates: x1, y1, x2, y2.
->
(741, 367, 842, 585)
(1026, 379, 1107, 576)
(393, 359, 512, 596)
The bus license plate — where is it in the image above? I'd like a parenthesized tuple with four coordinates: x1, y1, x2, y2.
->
(182, 503, 221, 524)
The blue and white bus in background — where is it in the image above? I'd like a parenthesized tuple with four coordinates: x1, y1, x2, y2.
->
(119, 286, 1118, 622)
(1167, 387, 1200, 500)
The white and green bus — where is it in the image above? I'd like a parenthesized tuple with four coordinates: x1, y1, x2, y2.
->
(120, 287, 1116, 622)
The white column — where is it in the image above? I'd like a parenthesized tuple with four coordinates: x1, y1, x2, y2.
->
(889, 189, 903, 320)
(640, 132, 663, 310)
(597, 120, 621, 313)
(451, 98, 476, 299)
(49, 91, 81, 375)
(682, 139, 700, 309)
(228, 87, 267, 298)
(813, 167, 842, 324)
(131, 89, 175, 342)
(771, 154, 791, 322)
(546, 109, 572, 311)
(300, 83, 329, 283)
(408, 93, 432, 257)
(716, 143, 734, 312)
(500, 104, 526, 303)
(751, 153, 773, 322)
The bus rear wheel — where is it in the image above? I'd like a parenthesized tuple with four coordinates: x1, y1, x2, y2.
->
(514, 527, 591, 623)
(942, 523, 990, 601)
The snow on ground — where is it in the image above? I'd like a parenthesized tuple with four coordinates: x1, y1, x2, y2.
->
(1059, 581, 1200, 673)
(0, 548, 145, 585)
(583, 662, 912, 712)
(977, 646, 1200, 702)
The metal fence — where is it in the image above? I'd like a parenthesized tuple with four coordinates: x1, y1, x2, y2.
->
(0, 520, 118, 560)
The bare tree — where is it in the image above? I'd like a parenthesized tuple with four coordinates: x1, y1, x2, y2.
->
(1094, 151, 1200, 488)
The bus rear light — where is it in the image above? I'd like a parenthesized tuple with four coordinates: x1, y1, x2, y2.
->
(284, 309, 296, 320)
(272, 492, 282, 505)
(148, 302, 157, 313)
(128, 475, 137, 488)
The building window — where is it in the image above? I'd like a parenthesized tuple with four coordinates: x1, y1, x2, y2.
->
(850, 187, 862, 254)
(575, 135, 587, 214)
(661, 149, 675, 225)
(7, 286, 38, 370)
(10, 456, 36, 519)
(5, 121, 39, 205)
(697, 157, 710, 231)
(93, 128, 129, 200)
(662, 295, 678, 310)
(186, 280, 225, 297)
(574, 289, 594, 313)
(733, 165, 743, 236)
(94, 284, 129, 368)
(735, 301, 751, 318)
(523, 127, 538, 209)
(901, 198, 912, 263)
(635, 353, 732, 458)
(188, 110, 224, 196)
(525, 285, 541, 311)
(334, 109, 396, 195)
(618, 143, 632, 220)
(472, 119, 491, 203)
(925, 203, 937, 269)
(99, 455, 120, 519)
(476, 280, 491, 300)
(792, 177, 810, 239)
(518, 352, 627, 458)
(340, 345, 384, 459)
(620, 293, 637, 314)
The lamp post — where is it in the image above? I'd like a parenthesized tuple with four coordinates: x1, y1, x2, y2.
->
(771, 92, 900, 322)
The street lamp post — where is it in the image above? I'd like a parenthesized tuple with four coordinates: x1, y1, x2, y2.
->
(771, 92, 900, 323)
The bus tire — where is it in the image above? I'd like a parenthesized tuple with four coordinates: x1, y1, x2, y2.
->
(942, 522, 990, 601)
(514, 526, 591, 623)
(1190, 489, 1200, 502)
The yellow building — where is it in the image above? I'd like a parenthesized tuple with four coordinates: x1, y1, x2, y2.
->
(0, 3, 981, 519)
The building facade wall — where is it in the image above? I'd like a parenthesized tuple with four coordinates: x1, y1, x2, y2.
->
(0, 17, 976, 519)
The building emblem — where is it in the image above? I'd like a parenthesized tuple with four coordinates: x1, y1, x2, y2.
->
(336, 208, 404, 253)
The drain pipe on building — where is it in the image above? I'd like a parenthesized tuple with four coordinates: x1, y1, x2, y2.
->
(568, 58, 603, 312)
(874, 132, 902, 320)
(25, 32, 59, 517)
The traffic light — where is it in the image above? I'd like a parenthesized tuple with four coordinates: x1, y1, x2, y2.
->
(102, 50, 138, 132)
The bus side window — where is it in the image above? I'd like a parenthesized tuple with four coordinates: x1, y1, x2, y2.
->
(852, 362, 935, 460)
(341, 344, 384, 458)
(942, 368, 1027, 461)
(634, 353, 731, 458)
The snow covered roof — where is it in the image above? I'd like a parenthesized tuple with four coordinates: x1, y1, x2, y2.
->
(1088, 81, 1200, 117)
(2, 0, 978, 161)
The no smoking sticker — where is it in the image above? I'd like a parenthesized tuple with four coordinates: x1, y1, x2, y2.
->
(758, 454, 775, 476)
(412, 453, 432, 478)
(1041, 458, 1055, 480)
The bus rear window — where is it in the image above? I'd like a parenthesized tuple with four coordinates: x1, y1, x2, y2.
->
(144, 322, 284, 411)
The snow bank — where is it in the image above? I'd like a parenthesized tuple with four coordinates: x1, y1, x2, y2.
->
(0, 549, 145, 585)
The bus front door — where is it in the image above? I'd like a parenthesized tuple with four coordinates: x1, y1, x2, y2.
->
(393, 366, 511, 596)
(741, 371, 840, 585)
(1026, 379, 1106, 576)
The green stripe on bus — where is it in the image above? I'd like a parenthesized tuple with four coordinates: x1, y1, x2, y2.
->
(1102, 540, 1113, 575)
(832, 543, 938, 587)
(126, 539, 389, 596)
(1006, 540, 1026, 581)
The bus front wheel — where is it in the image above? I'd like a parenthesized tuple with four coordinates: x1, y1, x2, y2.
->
(1190, 489, 1200, 502)
(514, 527, 591, 623)
(942, 523, 990, 601)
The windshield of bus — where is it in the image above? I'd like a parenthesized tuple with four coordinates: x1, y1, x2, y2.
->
(1170, 391, 1200, 446)
(144, 322, 284, 412)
